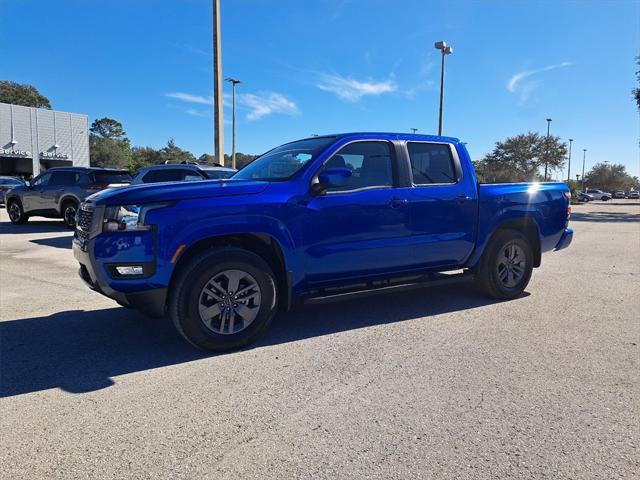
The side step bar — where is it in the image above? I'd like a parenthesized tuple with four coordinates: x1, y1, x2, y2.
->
(302, 271, 475, 306)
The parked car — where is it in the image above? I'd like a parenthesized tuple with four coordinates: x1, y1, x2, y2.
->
(73, 133, 573, 351)
(577, 191, 594, 202)
(132, 163, 237, 184)
(5, 167, 132, 228)
(584, 188, 612, 201)
(613, 191, 626, 199)
(0, 176, 25, 205)
(628, 191, 640, 199)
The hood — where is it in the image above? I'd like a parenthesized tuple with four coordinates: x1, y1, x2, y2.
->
(88, 179, 269, 205)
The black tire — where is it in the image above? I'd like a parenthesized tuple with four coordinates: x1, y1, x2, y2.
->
(7, 199, 28, 225)
(61, 200, 78, 229)
(476, 229, 533, 299)
(168, 247, 278, 351)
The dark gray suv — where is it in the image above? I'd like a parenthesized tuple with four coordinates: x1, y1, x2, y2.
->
(5, 167, 132, 228)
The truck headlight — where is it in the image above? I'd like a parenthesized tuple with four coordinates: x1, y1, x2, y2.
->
(103, 205, 148, 232)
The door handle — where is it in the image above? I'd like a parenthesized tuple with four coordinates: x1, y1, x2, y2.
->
(456, 194, 471, 203)
(388, 197, 408, 208)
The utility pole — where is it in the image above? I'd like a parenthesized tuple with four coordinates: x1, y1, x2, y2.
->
(212, 0, 224, 166)
(544, 118, 552, 181)
(566, 138, 573, 183)
(581, 149, 587, 190)
(410, 128, 418, 134)
(225, 77, 241, 169)
(434, 41, 453, 136)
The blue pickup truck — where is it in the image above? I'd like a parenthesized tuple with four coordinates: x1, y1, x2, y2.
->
(73, 133, 573, 351)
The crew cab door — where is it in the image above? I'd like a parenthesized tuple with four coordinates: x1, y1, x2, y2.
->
(301, 140, 412, 285)
(399, 141, 478, 268)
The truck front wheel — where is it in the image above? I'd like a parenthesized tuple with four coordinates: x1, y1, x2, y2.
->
(476, 229, 533, 299)
(168, 247, 278, 351)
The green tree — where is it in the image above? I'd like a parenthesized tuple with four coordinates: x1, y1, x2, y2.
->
(634, 56, 640, 110)
(89, 117, 131, 168)
(0, 80, 51, 109)
(474, 132, 567, 183)
(159, 139, 196, 164)
(584, 163, 639, 192)
(128, 146, 163, 172)
(198, 153, 218, 165)
(90, 117, 128, 139)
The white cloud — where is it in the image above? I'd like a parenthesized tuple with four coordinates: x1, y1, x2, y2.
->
(507, 62, 572, 103)
(316, 73, 397, 102)
(237, 92, 299, 120)
(165, 92, 212, 105)
(167, 91, 298, 120)
(185, 108, 207, 117)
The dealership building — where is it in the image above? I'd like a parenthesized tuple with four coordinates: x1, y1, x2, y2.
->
(0, 102, 89, 178)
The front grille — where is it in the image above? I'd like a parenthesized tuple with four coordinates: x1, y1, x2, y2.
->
(75, 205, 94, 242)
(77, 207, 93, 231)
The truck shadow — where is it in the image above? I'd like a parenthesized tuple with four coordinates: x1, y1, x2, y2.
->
(0, 285, 520, 398)
(29, 235, 73, 249)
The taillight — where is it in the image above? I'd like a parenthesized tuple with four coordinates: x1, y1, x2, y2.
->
(564, 191, 572, 220)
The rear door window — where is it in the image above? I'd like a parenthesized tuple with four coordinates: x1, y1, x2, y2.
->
(95, 172, 133, 184)
(142, 169, 184, 183)
(407, 142, 457, 185)
(49, 172, 78, 186)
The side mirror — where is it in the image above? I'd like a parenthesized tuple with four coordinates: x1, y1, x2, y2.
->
(314, 167, 352, 194)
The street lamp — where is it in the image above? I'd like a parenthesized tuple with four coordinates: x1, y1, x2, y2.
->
(212, 0, 224, 165)
(566, 138, 573, 183)
(434, 41, 453, 136)
(544, 118, 552, 181)
(225, 77, 241, 169)
(581, 149, 587, 190)
(410, 128, 418, 134)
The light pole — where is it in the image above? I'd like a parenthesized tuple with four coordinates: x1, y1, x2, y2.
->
(410, 128, 418, 134)
(581, 149, 587, 190)
(434, 41, 453, 136)
(212, 0, 224, 165)
(544, 118, 552, 181)
(225, 77, 241, 169)
(566, 138, 573, 183)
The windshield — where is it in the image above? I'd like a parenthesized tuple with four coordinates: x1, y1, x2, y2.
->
(232, 137, 335, 181)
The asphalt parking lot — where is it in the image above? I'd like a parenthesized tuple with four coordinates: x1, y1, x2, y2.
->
(1, 201, 638, 479)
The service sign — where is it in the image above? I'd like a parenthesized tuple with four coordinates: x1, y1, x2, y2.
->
(1, 148, 31, 157)
(40, 151, 69, 160)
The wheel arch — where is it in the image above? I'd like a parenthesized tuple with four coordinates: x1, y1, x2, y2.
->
(58, 194, 81, 214)
(169, 233, 292, 311)
(489, 218, 542, 268)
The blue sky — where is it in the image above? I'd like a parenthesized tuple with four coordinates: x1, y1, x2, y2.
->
(2, 0, 639, 177)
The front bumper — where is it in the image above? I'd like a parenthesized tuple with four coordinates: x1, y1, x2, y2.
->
(554, 227, 573, 251)
(73, 228, 167, 317)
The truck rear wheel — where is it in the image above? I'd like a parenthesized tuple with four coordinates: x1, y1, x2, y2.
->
(168, 247, 278, 351)
(476, 229, 533, 299)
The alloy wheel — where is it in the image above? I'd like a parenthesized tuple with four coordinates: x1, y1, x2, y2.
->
(8, 203, 20, 222)
(64, 205, 77, 227)
(497, 243, 526, 288)
(198, 269, 262, 335)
